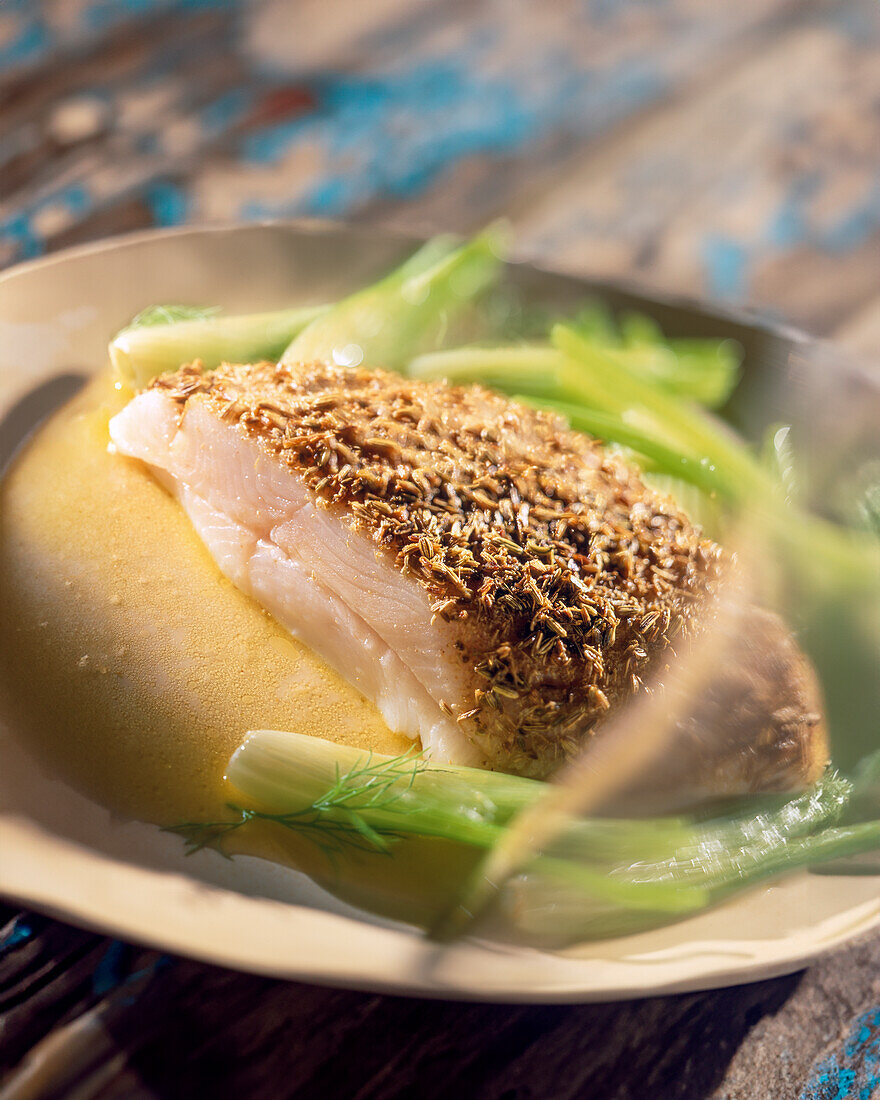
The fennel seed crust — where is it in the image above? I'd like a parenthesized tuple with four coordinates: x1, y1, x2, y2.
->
(152, 359, 824, 786)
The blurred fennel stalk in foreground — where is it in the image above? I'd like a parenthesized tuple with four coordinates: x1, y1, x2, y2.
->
(432, 546, 757, 942)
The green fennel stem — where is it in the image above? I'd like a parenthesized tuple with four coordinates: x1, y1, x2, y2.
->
(111, 303, 329, 389)
(282, 228, 504, 371)
(157, 729, 877, 938)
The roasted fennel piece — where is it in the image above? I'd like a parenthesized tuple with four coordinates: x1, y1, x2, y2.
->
(109, 229, 504, 390)
(110, 304, 329, 389)
(164, 729, 880, 944)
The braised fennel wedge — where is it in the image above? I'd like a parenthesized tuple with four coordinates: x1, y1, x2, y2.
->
(113, 228, 880, 942)
(109, 228, 504, 389)
(111, 303, 329, 388)
(164, 729, 880, 944)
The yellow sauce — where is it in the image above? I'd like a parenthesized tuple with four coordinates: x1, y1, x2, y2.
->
(0, 374, 477, 925)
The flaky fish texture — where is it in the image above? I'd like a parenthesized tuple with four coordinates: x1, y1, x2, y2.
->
(109, 359, 826, 787)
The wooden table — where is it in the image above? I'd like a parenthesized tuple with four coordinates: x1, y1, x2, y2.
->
(2, 3, 879, 1097)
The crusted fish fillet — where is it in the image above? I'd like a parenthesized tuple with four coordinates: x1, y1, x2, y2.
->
(109, 359, 826, 786)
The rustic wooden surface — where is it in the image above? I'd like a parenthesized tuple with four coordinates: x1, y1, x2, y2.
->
(2, 2, 880, 1098)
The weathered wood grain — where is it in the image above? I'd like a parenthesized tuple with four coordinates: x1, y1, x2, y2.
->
(513, 5, 880, 340)
(0, 903, 800, 1099)
(2, 2, 880, 1097)
(3, 901, 880, 1099)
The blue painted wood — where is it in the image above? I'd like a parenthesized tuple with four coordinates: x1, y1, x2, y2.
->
(800, 1007, 880, 1100)
(1, 0, 876, 344)
(1, 4, 880, 1097)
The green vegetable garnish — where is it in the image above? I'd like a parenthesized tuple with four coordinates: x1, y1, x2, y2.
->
(281, 226, 504, 370)
(110, 303, 329, 390)
(163, 729, 880, 943)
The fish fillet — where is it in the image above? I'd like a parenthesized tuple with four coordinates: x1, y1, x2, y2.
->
(109, 359, 826, 785)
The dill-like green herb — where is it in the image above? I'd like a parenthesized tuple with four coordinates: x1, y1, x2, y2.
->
(120, 304, 221, 332)
(163, 812, 246, 859)
(165, 747, 429, 864)
(165, 730, 880, 943)
(164, 804, 409, 864)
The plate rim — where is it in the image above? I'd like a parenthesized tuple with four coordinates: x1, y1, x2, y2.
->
(1, 219, 878, 1003)
(4, 816, 879, 1004)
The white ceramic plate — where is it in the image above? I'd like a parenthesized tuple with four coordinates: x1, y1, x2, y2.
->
(1, 222, 878, 1003)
